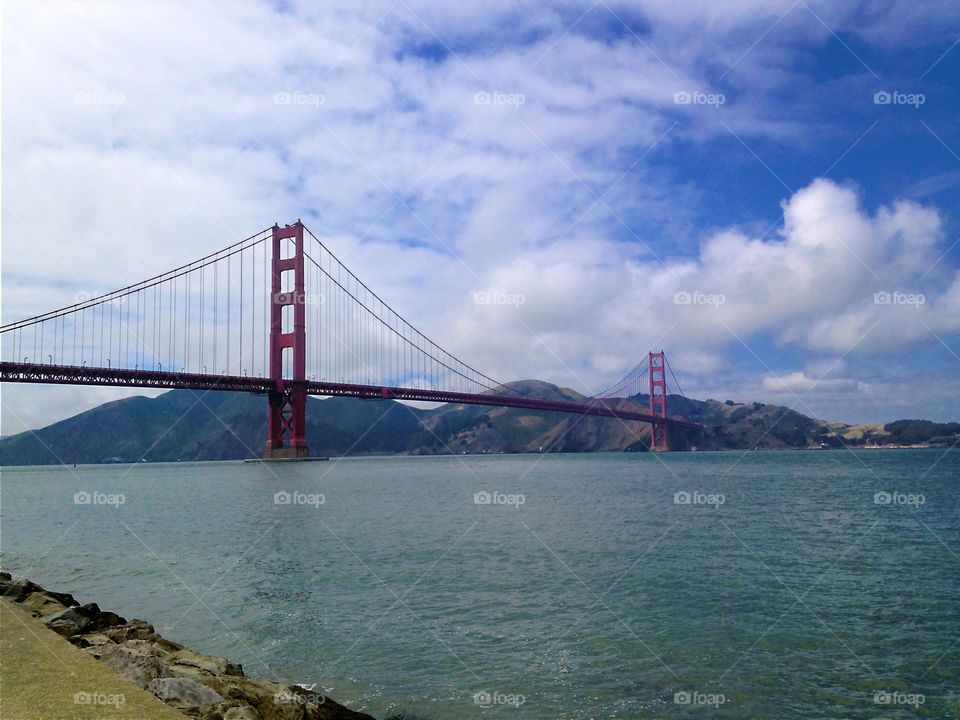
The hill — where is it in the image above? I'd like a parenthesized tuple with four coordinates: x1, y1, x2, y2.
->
(0, 382, 956, 465)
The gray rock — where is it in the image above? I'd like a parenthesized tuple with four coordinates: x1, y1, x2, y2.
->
(21, 591, 69, 618)
(0, 574, 77, 606)
(223, 706, 263, 720)
(149, 677, 224, 713)
(44, 602, 127, 637)
(99, 640, 173, 689)
(100, 618, 157, 643)
(45, 604, 93, 636)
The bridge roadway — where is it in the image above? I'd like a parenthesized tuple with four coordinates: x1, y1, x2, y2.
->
(0, 361, 705, 431)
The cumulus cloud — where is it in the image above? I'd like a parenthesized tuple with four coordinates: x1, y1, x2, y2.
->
(450, 179, 959, 387)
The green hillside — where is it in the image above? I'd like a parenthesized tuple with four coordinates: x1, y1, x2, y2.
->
(1, 382, 956, 465)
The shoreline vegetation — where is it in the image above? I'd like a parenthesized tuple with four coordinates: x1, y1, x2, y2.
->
(0, 572, 376, 720)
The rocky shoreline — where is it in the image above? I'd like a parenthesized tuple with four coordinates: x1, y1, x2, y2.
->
(0, 572, 376, 720)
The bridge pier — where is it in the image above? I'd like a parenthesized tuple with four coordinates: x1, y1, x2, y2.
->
(264, 384, 309, 459)
(263, 221, 311, 460)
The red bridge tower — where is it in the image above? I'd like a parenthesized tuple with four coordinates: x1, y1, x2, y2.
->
(648, 350, 669, 451)
(264, 221, 310, 459)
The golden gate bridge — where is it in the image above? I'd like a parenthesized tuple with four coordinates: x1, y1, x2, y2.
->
(0, 222, 703, 455)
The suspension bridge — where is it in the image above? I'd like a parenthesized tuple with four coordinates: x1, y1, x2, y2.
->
(0, 222, 703, 456)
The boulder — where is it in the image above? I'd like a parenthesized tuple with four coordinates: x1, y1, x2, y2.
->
(45, 604, 94, 636)
(149, 677, 224, 715)
(21, 591, 68, 618)
(0, 574, 77, 606)
(44, 602, 126, 636)
(0, 577, 43, 602)
(213, 677, 371, 720)
(223, 705, 265, 720)
(99, 640, 174, 689)
(168, 647, 245, 679)
(100, 618, 158, 643)
(73, 632, 113, 650)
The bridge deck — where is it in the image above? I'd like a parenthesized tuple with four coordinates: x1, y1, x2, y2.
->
(0, 362, 704, 431)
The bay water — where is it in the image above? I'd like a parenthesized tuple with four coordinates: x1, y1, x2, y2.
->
(2, 450, 957, 718)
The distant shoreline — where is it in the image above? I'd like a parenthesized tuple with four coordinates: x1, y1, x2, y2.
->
(0, 444, 954, 469)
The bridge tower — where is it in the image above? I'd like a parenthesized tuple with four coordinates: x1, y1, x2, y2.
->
(264, 221, 310, 459)
(648, 350, 669, 451)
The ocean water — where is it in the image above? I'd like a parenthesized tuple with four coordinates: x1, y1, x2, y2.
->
(2, 450, 958, 719)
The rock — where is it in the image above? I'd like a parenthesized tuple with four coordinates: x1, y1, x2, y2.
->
(45, 602, 127, 637)
(149, 677, 224, 715)
(21, 591, 68, 618)
(4, 574, 375, 720)
(74, 632, 114, 650)
(45, 604, 94, 636)
(213, 676, 371, 720)
(90, 609, 127, 630)
(100, 618, 158, 643)
(153, 635, 186, 653)
(0, 577, 43, 602)
(0, 575, 77, 606)
(168, 647, 245, 679)
(99, 640, 174, 689)
(223, 705, 264, 720)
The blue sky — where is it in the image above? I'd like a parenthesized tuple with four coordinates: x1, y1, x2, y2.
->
(2, 0, 960, 431)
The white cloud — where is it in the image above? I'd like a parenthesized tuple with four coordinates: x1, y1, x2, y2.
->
(2, 1, 959, 432)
